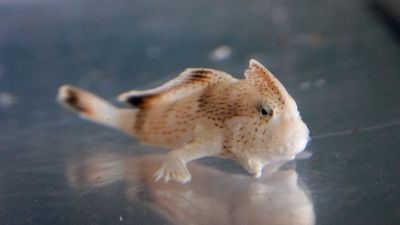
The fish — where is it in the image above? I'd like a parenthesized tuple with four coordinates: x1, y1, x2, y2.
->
(57, 59, 309, 183)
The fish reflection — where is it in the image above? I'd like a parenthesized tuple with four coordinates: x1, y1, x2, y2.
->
(66, 153, 315, 225)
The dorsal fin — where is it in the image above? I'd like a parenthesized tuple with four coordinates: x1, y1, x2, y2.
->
(118, 68, 236, 108)
(244, 59, 291, 106)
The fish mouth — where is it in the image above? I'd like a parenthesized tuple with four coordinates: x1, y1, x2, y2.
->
(291, 124, 310, 154)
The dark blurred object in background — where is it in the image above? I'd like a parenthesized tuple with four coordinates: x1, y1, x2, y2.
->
(368, 0, 400, 43)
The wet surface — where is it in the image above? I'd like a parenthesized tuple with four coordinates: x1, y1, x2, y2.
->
(0, 0, 399, 224)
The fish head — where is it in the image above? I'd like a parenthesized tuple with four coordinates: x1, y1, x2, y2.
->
(239, 59, 309, 155)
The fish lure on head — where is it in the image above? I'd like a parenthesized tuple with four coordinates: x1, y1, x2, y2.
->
(57, 59, 309, 183)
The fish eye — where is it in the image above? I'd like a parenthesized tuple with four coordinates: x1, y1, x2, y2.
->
(258, 105, 273, 116)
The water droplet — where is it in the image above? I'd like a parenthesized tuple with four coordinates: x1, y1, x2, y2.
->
(209, 45, 232, 61)
(0, 92, 17, 108)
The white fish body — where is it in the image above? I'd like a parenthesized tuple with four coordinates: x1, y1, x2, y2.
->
(57, 59, 309, 183)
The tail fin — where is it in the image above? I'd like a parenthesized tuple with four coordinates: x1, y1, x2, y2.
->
(57, 85, 136, 134)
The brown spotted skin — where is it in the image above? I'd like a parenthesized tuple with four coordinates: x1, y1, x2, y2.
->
(58, 59, 309, 183)
(119, 59, 308, 164)
(125, 68, 237, 148)
(129, 72, 283, 158)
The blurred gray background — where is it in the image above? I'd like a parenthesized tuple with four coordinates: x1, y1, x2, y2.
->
(0, 0, 399, 225)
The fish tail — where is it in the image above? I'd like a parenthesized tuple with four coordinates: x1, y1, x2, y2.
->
(57, 85, 137, 134)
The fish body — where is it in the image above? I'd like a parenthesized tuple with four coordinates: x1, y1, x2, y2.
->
(58, 59, 309, 183)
